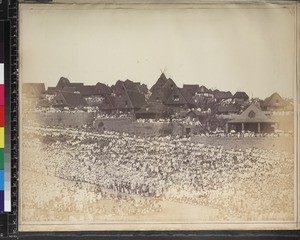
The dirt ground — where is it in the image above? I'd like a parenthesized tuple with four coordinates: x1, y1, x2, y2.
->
(191, 135, 294, 154)
(20, 128, 295, 231)
(21, 170, 219, 223)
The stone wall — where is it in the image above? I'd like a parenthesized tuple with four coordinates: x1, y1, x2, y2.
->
(27, 111, 94, 128)
(94, 118, 188, 136)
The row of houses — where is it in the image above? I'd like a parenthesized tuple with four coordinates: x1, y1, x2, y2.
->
(22, 73, 293, 133)
(23, 73, 252, 111)
(23, 77, 147, 110)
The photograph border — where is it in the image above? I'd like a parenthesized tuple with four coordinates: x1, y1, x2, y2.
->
(17, 0, 300, 237)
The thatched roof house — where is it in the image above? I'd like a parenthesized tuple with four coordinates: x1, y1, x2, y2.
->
(227, 103, 276, 133)
(52, 91, 87, 108)
(261, 92, 292, 111)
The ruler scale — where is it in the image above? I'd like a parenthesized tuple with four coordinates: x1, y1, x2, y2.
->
(0, 18, 6, 215)
(8, 0, 18, 236)
(0, 0, 18, 237)
(4, 11, 11, 215)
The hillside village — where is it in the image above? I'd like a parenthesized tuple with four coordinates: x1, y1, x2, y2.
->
(22, 73, 294, 135)
(22, 74, 295, 222)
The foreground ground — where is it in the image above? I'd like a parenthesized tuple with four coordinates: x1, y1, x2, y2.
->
(21, 126, 294, 226)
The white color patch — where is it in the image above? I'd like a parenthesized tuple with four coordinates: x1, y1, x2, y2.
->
(0, 64, 4, 84)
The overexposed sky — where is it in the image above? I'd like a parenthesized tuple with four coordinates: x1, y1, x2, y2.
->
(19, 3, 296, 99)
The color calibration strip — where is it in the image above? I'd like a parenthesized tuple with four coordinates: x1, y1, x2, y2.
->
(1, 18, 12, 214)
(0, 38, 4, 212)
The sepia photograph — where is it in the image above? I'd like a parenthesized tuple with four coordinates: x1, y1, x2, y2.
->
(19, 1, 298, 231)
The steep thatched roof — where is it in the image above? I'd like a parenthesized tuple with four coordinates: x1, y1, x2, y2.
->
(214, 91, 233, 100)
(56, 77, 70, 89)
(150, 73, 168, 92)
(180, 88, 196, 106)
(197, 85, 212, 94)
(149, 88, 173, 104)
(77, 85, 96, 96)
(162, 78, 177, 89)
(165, 88, 194, 106)
(99, 95, 116, 110)
(261, 92, 289, 108)
(46, 87, 57, 94)
(95, 82, 112, 95)
(61, 87, 76, 93)
(229, 103, 275, 123)
(233, 91, 249, 100)
(186, 109, 207, 117)
(126, 91, 146, 109)
(54, 91, 87, 107)
(183, 84, 199, 95)
(68, 83, 84, 91)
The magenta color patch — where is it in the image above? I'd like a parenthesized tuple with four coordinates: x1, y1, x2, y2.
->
(0, 85, 3, 105)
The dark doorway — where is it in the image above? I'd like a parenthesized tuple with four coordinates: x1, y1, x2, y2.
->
(186, 128, 191, 135)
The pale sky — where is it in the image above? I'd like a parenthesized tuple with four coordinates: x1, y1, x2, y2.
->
(19, 3, 296, 99)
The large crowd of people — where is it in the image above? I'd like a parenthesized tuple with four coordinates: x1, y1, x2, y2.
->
(22, 125, 294, 221)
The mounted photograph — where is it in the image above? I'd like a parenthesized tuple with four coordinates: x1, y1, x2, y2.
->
(18, 1, 298, 231)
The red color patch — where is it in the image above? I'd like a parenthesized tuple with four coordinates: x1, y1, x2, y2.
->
(0, 85, 3, 105)
(0, 106, 3, 127)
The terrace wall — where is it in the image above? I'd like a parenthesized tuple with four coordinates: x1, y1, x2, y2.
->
(26, 112, 202, 136)
(28, 112, 94, 128)
(94, 118, 187, 136)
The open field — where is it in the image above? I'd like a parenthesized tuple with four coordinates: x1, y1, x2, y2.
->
(192, 135, 294, 153)
(21, 170, 219, 223)
(20, 126, 294, 227)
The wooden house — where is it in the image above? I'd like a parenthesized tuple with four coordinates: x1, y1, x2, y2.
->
(56, 77, 70, 90)
(227, 103, 276, 133)
(99, 95, 116, 114)
(61, 87, 76, 93)
(114, 90, 146, 112)
(52, 91, 87, 108)
(165, 87, 195, 108)
(55, 77, 83, 91)
(214, 91, 233, 102)
(149, 74, 194, 109)
(150, 73, 168, 92)
(112, 79, 146, 95)
(261, 92, 293, 112)
(195, 85, 214, 98)
(95, 82, 112, 96)
(183, 84, 199, 96)
(232, 91, 249, 104)
(149, 88, 172, 104)
(135, 102, 170, 119)
(46, 87, 57, 95)
(185, 109, 207, 121)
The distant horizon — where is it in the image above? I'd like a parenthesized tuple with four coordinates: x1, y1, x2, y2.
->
(20, 4, 295, 100)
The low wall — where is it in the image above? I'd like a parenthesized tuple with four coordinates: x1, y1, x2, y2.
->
(94, 118, 188, 136)
(27, 111, 94, 128)
(25, 112, 202, 136)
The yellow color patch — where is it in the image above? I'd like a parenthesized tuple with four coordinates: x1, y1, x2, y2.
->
(0, 128, 4, 148)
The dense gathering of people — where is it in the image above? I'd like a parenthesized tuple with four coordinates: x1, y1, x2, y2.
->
(22, 125, 294, 221)
(137, 118, 202, 126)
